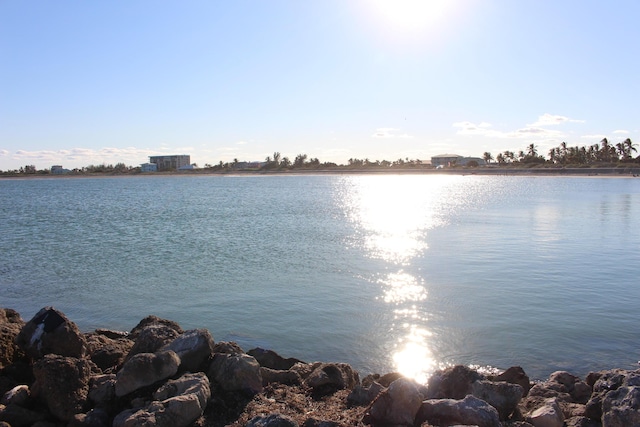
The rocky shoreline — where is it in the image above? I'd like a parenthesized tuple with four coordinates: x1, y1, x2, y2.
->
(1, 307, 638, 427)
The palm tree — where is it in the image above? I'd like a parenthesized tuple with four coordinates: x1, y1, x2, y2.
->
(527, 143, 537, 157)
(623, 138, 637, 159)
(483, 152, 493, 164)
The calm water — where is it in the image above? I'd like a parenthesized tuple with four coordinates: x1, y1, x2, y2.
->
(1, 174, 639, 381)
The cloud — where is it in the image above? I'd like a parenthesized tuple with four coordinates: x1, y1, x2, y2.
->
(613, 129, 629, 134)
(581, 134, 607, 140)
(0, 149, 8, 157)
(236, 140, 248, 145)
(527, 113, 585, 127)
(372, 127, 413, 138)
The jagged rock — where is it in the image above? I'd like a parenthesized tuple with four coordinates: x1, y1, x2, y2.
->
(15, 307, 86, 359)
(68, 408, 110, 427)
(601, 385, 640, 427)
(417, 394, 501, 427)
(0, 403, 47, 427)
(207, 353, 263, 395)
(115, 350, 180, 397)
(153, 372, 211, 410)
(347, 381, 385, 407)
(126, 324, 181, 360)
(0, 308, 25, 368)
(260, 367, 302, 385)
(364, 377, 423, 426)
(547, 371, 592, 403)
(425, 364, 483, 399)
(88, 374, 116, 406)
(113, 393, 205, 427)
(212, 341, 245, 354)
(304, 363, 359, 396)
(247, 348, 304, 370)
(491, 366, 531, 396)
(84, 332, 133, 372)
(584, 369, 639, 420)
(246, 413, 299, 427)
(160, 328, 214, 372)
(528, 397, 564, 427)
(472, 379, 524, 420)
(1, 385, 30, 406)
(31, 354, 93, 422)
(565, 415, 600, 427)
(128, 315, 183, 339)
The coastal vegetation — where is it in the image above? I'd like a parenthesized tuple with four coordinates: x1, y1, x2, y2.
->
(1, 138, 638, 176)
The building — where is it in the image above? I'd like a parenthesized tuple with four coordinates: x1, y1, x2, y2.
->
(148, 155, 191, 171)
(430, 154, 486, 167)
(140, 163, 158, 172)
(51, 165, 70, 174)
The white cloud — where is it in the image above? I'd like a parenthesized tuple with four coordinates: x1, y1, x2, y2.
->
(372, 127, 413, 138)
(581, 134, 607, 140)
(236, 140, 248, 145)
(613, 129, 629, 134)
(527, 113, 585, 127)
(0, 149, 9, 157)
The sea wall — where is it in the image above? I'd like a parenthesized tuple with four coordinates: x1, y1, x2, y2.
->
(1, 306, 638, 427)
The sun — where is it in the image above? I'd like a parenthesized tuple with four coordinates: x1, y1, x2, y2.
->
(368, 0, 454, 34)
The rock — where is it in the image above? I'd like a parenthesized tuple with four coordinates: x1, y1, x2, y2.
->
(260, 367, 302, 386)
(364, 377, 423, 426)
(0, 403, 47, 427)
(548, 371, 592, 403)
(68, 408, 110, 427)
(160, 328, 214, 372)
(246, 413, 299, 427)
(128, 315, 183, 339)
(247, 348, 304, 370)
(113, 393, 205, 427)
(304, 363, 359, 396)
(115, 350, 180, 397)
(425, 364, 483, 399)
(347, 380, 385, 407)
(491, 366, 531, 396)
(84, 332, 133, 372)
(302, 418, 339, 427)
(565, 416, 600, 427)
(417, 394, 501, 427)
(88, 374, 116, 406)
(0, 308, 25, 368)
(207, 353, 263, 395)
(15, 307, 86, 359)
(1, 385, 30, 406)
(153, 372, 211, 410)
(212, 341, 245, 354)
(584, 368, 637, 420)
(471, 379, 523, 420)
(126, 324, 181, 360)
(528, 397, 564, 427)
(31, 354, 93, 422)
(601, 385, 640, 427)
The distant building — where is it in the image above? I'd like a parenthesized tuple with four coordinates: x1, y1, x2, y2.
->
(51, 165, 70, 174)
(149, 155, 191, 171)
(140, 163, 158, 172)
(430, 154, 486, 167)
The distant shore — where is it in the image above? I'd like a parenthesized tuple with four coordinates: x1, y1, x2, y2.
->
(2, 165, 640, 179)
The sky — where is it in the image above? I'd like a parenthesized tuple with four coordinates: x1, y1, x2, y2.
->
(1, 0, 640, 170)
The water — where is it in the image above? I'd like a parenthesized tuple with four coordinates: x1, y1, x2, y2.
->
(1, 174, 639, 381)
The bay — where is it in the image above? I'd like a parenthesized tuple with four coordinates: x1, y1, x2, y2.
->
(1, 174, 638, 381)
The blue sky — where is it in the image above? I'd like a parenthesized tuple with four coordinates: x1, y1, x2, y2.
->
(1, 0, 639, 170)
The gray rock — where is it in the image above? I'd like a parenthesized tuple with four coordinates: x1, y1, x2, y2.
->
(0, 308, 25, 368)
(15, 307, 86, 359)
(153, 372, 211, 410)
(160, 328, 214, 372)
(417, 394, 501, 427)
(304, 363, 359, 396)
(490, 366, 531, 396)
(88, 374, 116, 406)
(126, 324, 181, 360)
(84, 332, 133, 372)
(207, 353, 263, 395)
(548, 371, 592, 403)
(472, 379, 523, 420)
(247, 348, 304, 370)
(1, 385, 30, 406)
(68, 408, 110, 427)
(601, 385, 640, 427)
(246, 413, 299, 427)
(528, 397, 564, 427)
(347, 381, 385, 407)
(260, 366, 302, 386)
(113, 393, 204, 427)
(115, 350, 180, 397)
(32, 354, 93, 422)
(364, 377, 423, 426)
(0, 403, 47, 427)
(129, 315, 183, 339)
(425, 364, 483, 399)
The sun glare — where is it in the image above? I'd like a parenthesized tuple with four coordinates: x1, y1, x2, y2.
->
(367, 0, 455, 36)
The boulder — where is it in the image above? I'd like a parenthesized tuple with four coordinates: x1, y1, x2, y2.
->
(260, 367, 302, 386)
(472, 379, 524, 420)
(15, 307, 86, 359)
(490, 366, 531, 396)
(0, 308, 25, 368)
(0, 403, 47, 427)
(528, 397, 564, 427)
(207, 353, 263, 395)
(31, 354, 93, 422)
(601, 385, 640, 427)
(1, 385, 30, 406)
(347, 381, 385, 407)
(125, 324, 181, 360)
(246, 413, 299, 427)
(584, 368, 637, 420)
(128, 315, 183, 339)
(212, 341, 245, 354)
(160, 328, 214, 372)
(68, 408, 110, 427)
(425, 364, 483, 399)
(153, 372, 211, 410)
(84, 332, 133, 372)
(303, 363, 359, 396)
(417, 394, 501, 427)
(87, 374, 116, 406)
(115, 350, 180, 397)
(364, 377, 423, 426)
(548, 371, 592, 403)
(247, 348, 304, 370)
(113, 393, 204, 427)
